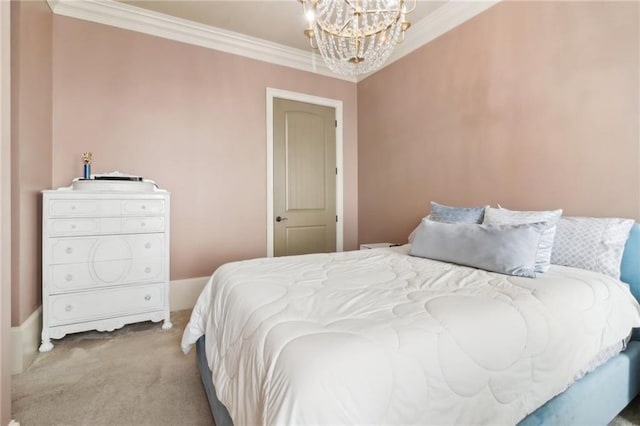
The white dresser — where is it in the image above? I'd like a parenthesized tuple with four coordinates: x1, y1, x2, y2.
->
(40, 179, 171, 352)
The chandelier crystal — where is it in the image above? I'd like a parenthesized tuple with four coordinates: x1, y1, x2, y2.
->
(300, 0, 415, 76)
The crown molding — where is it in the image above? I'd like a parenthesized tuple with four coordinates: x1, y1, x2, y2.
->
(46, 0, 356, 83)
(46, 0, 499, 84)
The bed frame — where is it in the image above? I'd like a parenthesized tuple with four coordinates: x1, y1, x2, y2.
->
(195, 224, 640, 426)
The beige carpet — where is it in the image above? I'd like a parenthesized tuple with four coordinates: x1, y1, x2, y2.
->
(12, 310, 213, 426)
(11, 309, 640, 425)
(613, 397, 640, 426)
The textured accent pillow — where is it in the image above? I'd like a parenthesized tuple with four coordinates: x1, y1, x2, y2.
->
(551, 217, 634, 279)
(409, 219, 546, 278)
(408, 203, 488, 243)
(430, 202, 488, 224)
(483, 207, 562, 273)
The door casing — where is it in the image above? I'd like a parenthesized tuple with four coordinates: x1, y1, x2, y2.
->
(266, 88, 344, 257)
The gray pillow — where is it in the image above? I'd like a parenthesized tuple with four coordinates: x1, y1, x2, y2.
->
(483, 207, 562, 273)
(408, 216, 428, 243)
(409, 219, 546, 278)
(408, 202, 488, 243)
(430, 201, 488, 224)
(551, 216, 634, 279)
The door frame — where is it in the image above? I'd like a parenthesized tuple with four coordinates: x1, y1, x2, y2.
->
(266, 87, 344, 257)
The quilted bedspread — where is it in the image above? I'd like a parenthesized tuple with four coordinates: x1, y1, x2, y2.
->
(182, 246, 640, 425)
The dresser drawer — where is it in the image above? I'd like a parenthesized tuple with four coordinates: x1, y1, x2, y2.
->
(49, 258, 164, 293)
(47, 199, 166, 219)
(49, 200, 101, 217)
(48, 283, 164, 326)
(50, 238, 98, 264)
(48, 218, 101, 236)
(128, 234, 164, 258)
(121, 199, 165, 215)
(49, 234, 164, 264)
(121, 216, 165, 233)
(47, 216, 164, 236)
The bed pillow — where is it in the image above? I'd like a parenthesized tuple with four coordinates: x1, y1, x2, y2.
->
(408, 216, 428, 243)
(483, 207, 562, 273)
(409, 219, 546, 278)
(551, 216, 634, 279)
(429, 201, 488, 224)
(408, 202, 488, 243)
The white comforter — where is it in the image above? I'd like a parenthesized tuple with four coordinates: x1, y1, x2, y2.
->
(182, 246, 640, 425)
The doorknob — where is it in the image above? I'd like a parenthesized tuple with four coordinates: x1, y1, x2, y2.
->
(276, 216, 288, 222)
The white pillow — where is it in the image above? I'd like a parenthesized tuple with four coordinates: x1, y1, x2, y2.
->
(483, 207, 563, 273)
(551, 216, 634, 279)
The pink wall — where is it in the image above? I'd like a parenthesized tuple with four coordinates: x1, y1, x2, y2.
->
(51, 16, 358, 280)
(358, 1, 640, 244)
(11, 0, 52, 326)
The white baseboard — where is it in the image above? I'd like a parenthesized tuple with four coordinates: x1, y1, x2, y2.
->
(11, 276, 209, 374)
(169, 275, 209, 312)
(11, 306, 41, 375)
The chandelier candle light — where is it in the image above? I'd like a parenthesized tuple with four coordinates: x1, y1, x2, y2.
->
(300, 0, 415, 76)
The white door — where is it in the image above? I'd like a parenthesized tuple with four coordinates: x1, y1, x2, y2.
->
(273, 98, 336, 257)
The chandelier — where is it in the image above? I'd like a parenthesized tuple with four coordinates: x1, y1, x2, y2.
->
(299, 0, 415, 76)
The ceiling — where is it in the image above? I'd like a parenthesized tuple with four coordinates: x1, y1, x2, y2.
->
(120, 1, 447, 52)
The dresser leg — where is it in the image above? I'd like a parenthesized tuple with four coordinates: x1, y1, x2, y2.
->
(162, 318, 173, 330)
(39, 338, 54, 352)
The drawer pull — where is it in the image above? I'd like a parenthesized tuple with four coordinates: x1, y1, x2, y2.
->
(71, 224, 77, 230)
(145, 243, 151, 249)
(145, 267, 151, 273)
(65, 247, 73, 254)
(144, 294, 151, 301)
(65, 274, 73, 282)
(141, 222, 146, 227)
(65, 305, 73, 312)
(141, 205, 147, 210)
(71, 205, 76, 211)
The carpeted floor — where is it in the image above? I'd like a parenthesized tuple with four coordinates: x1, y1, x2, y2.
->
(12, 310, 213, 426)
(11, 309, 640, 426)
(613, 398, 640, 426)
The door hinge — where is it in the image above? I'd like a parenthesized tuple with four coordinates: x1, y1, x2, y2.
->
(335, 120, 337, 128)
(335, 167, 338, 175)
(336, 215, 338, 222)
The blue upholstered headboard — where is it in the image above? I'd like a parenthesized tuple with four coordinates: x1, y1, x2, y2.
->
(620, 224, 640, 340)
(621, 224, 640, 301)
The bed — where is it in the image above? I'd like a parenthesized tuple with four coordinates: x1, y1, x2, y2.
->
(182, 223, 640, 425)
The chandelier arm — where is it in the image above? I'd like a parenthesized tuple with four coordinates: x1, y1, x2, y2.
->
(316, 13, 400, 37)
(362, 9, 401, 14)
(316, 16, 401, 39)
(343, 0, 357, 12)
(315, 25, 398, 39)
(367, 23, 398, 38)
(337, 16, 356, 35)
